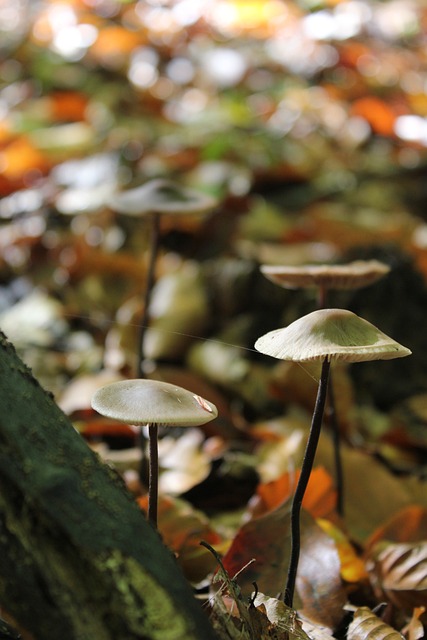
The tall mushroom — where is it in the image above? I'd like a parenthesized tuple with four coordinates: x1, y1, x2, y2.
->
(109, 179, 217, 377)
(254, 308, 411, 609)
(260, 259, 390, 515)
(91, 379, 218, 527)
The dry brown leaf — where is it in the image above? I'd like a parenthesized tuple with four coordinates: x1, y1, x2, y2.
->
(220, 496, 291, 600)
(296, 512, 347, 631)
(252, 593, 312, 640)
(347, 606, 404, 640)
(58, 369, 124, 415)
(207, 540, 309, 640)
(401, 606, 426, 640)
(315, 435, 427, 544)
(366, 541, 427, 615)
(299, 618, 336, 640)
(158, 429, 211, 495)
(366, 506, 427, 551)
(59, 238, 146, 281)
(221, 505, 346, 631)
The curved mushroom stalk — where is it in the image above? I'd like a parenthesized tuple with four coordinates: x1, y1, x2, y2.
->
(255, 308, 411, 609)
(284, 357, 330, 607)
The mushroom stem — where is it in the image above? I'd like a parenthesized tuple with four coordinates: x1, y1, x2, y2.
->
(317, 283, 328, 309)
(327, 370, 344, 517)
(284, 357, 331, 609)
(137, 211, 161, 378)
(148, 423, 159, 527)
(316, 285, 344, 518)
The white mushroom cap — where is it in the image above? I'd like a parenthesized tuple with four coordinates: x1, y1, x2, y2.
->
(91, 379, 218, 426)
(260, 260, 390, 290)
(109, 179, 218, 217)
(255, 308, 412, 363)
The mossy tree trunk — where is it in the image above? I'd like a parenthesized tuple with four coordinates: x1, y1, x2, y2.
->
(0, 332, 217, 640)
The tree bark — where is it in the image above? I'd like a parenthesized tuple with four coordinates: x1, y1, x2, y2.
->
(0, 332, 217, 640)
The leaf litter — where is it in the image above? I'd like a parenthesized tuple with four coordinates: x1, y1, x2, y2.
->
(2, 0, 427, 637)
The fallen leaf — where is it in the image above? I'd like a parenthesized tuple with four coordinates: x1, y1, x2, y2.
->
(247, 467, 337, 522)
(299, 617, 336, 640)
(296, 511, 347, 630)
(158, 429, 211, 495)
(48, 91, 89, 122)
(80, 419, 136, 439)
(137, 495, 222, 584)
(347, 606, 404, 640)
(0, 137, 50, 189)
(366, 506, 427, 551)
(144, 262, 211, 360)
(221, 504, 346, 630)
(366, 541, 427, 616)
(253, 417, 307, 481)
(206, 540, 308, 640)
(317, 518, 368, 584)
(220, 497, 291, 599)
(401, 606, 426, 640)
(253, 593, 308, 637)
(89, 26, 143, 65)
(351, 97, 400, 136)
(315, 435, 427, 544)
(58, 369, 124, 415)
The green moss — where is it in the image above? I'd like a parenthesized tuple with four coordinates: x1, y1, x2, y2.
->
(95, 550, 197, 640)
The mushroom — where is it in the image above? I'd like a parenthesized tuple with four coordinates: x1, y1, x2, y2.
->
(260, 260, 390, 308)
(109, 179, 218, 377)
(91, 379, 218, 527)
(254, 308, 411, 608)
(260, 259, 391, 516)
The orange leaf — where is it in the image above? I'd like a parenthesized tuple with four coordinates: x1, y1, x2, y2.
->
(90, 26, 143, 63)
(339, 41, 371, 68)
(0, 137, 50, 182)
(350, 97, 398, 137)
(366, 506, 427, 553)
(48, 91, 89, 122)
(248, 467, 337, 521)
(0, 119, 13, 145)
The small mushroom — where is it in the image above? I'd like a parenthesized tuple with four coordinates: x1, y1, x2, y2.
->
(255, 308, 411, 608)
(109, 179, 218, 217)
(260, 260, 390, 307)
(260, 259, 391, 516)
(91, 379, 218, 527)
(109, 179, 218, 377)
